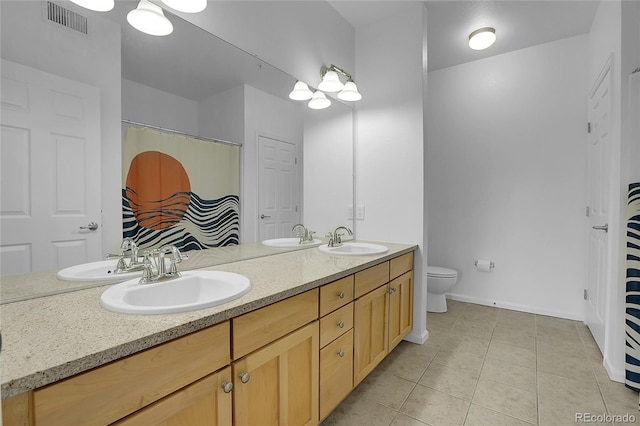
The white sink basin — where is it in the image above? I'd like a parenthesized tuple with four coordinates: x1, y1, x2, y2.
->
(100, 270, 251, 315)
(261, 237, 322, 248)
(318, 242, 389, 256)
(57, 259, 144, 282)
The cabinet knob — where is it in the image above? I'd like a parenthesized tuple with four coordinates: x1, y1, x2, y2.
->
(391, 287, 397, 293)
(338, 291, 345, 299)
(337, 350, 345, 357)
(239, 372, 250, 384)
(337, 321, 345, 329)
(221, 381, 233, 393)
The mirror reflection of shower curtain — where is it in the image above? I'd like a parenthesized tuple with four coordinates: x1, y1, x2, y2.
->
(122, 126, 240, 251)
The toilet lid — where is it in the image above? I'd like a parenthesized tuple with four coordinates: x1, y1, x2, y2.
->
(427, 266, 457, 278)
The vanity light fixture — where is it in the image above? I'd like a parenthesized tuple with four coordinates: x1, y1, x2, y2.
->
(338, 80, 362, 102)
(288, 81, 314, 101)
(69, 0, 114, 12)
(308, 91, 331, 110)
(318, 70, 344, 93)
(127, 0, 173, 36)
(161, 0, 207, 13)
(468, 27, 496, 50)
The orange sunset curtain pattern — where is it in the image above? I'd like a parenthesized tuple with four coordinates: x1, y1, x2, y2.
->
(122, 127, 240, 251)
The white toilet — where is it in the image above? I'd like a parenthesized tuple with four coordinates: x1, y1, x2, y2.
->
(426, 266, 458, 313)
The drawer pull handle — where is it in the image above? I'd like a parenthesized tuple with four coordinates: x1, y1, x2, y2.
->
(338, 291, 345, 299)
(239, 372, 251, 384)
(221, 381, 233, 393)
(337, 321, 345, 328)
(337, 350, 345, 357)
(388, 287, 397, 294)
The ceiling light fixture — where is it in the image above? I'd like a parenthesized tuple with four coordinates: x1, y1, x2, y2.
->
(468, 27, 496, 50)
(308, 91, 331, 110)
(289, 81, 314, 101)
(161, 0, 207, 13)
(69, 0, 114, 12)
(127, 0, 173, 36)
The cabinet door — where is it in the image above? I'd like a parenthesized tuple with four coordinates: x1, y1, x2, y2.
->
(233, 322, 319, 426)
(113, 367, 232, 426)
(388, 270, 414, 351)
(353, 284, 389, 385)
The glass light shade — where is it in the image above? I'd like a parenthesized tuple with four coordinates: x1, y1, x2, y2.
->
(69, 0, 114, 12)
(308, 91, 331, 110)
(289, 81, 314, 101)
(468, 27, 496, 50)
(162, 0, 207, 13)
(127, 0, 174, 36)
(337, 81, 362, 101)
(317, 70, 344, 93)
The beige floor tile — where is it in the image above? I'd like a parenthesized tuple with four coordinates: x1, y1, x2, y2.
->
(472, 377, 538, 424)
(427, 312, 459, 332)
(537, 370, 605, 426)
(393, 339, 440, 364)
(376, 349, 431, 383)
(441, 334, 490, 358)
(390, 413, 428, 426)
(535, 315, 580, 332)
(491, 325, 536, 350)
(486, 341, 536, 369)
(321, 391, 398, 426)
(597, 377, 640, 422)
(400, 384, 470, 426)
(450, 321, 495, 341)
(419, 362, 480, 400)
(351, 368, 416, 410)
(432, 347, 486, 375)
(464, 403, 535, 426)
(480, 356, 536, 392)
(536, 349, 593, 380)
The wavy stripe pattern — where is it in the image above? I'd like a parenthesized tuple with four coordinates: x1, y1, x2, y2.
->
(122, 189, 239, 251)
(626, 182, 640, 392)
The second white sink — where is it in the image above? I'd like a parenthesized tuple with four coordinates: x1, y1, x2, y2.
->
(100, 270, 251, 315)
(318, 242, 388, 256)
(57, 259, 144, 282)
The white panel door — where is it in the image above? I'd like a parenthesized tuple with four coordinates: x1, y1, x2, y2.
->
(0, 59, 101, 276)
(257, 135, 300, 240)
(585, 58, 612, 352)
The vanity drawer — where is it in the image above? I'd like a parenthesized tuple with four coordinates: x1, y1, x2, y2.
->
(33, 321, 230, 426)
(319, 275, 354, 316)
(232, 289, 319, 359)
(390, 252, 414, 280)
(320, 302, 353, 348)
(320, 329, 354, 420)
(354, 261, 389, 298)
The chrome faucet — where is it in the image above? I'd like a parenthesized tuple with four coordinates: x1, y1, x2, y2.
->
(109, 238, 143, 273)
(292, 223, 315, 244)
(140, 245, 183, 284)
(327, 226, 353, 247)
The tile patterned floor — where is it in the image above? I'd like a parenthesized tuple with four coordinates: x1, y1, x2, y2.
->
(321, 300, 639, 426)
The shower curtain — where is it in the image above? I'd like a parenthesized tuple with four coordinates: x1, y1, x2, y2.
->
(122, 126, 240, 251)
(627, 183, 640, 392)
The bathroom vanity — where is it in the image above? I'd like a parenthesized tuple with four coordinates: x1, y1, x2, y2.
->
(1, 241, 416, 425)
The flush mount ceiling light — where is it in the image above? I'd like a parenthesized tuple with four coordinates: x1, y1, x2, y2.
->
(127, 0, 174, 36)
(289, 81, 314, 101)
(468, 27, 496, 50)
(161, 0, 207, 13)
(308, 91, 331, 110)
(69, 0, 114, 12)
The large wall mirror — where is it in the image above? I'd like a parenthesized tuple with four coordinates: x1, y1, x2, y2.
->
(0, 0, 354, 302)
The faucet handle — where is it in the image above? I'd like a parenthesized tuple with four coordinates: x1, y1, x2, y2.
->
(307, 231, 315, 241)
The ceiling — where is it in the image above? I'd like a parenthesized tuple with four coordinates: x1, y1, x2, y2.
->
(328, 1, 600, 71)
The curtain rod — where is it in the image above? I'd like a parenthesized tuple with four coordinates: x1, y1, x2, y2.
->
(121, 119, 242, 147)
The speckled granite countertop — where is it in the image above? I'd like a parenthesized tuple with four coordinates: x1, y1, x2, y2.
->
(0, 241, 416, 399)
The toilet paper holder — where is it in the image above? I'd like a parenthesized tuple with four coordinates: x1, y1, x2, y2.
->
(474, 260, 495, 269)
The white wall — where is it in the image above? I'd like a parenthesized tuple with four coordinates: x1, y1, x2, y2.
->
(427, 35, 589, 320)
(243, 85, 304, 243)
(198, 85, 245, 144)
(0, 1, 122, 255)
(355, 3, 427, 343)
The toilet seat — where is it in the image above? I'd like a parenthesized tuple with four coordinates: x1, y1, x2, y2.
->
(427, 266, 457, 278)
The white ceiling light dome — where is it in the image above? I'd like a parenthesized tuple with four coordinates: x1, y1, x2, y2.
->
(289, 81, 314, 101)
(69, 0, 114, 12)
(468, 27, 496, 50)
(318, 70, 344, 93)
(162, 0, 207, 13)
(308, 91, 331, 110)
(127, 0, 174, 36)
(338, 80, 362, 102)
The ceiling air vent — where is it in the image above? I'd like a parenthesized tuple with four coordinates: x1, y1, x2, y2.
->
(46, 2, 88, 35)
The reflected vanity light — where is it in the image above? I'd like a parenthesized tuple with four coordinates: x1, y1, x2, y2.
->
(468, 27, 496, 50)
(308, 91, 331, 110)
(162, 0, 207, 13)
(289, 64, 361, 109)
(127, 0, 174, 36)
(69, 0, 114, 12)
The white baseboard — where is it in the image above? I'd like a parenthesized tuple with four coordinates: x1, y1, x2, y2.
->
(604, 356, 625, 383)
(446, 293, 585, 322)
(404, 328, 429, 345)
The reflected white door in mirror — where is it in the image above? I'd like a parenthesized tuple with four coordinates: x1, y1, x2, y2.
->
(0, 60, 102, 276)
